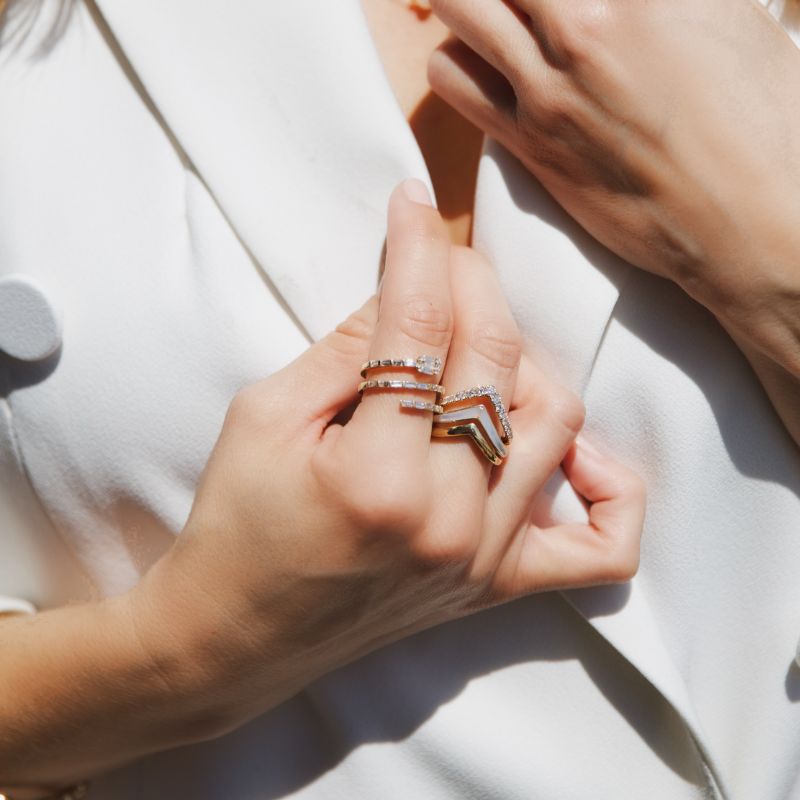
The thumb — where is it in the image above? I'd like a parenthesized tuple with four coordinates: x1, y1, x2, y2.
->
(271, 293, 380, 429)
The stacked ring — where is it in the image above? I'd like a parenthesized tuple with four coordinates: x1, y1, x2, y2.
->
(432, 385, 512, 465)
(360, 354, 443, 379)
(358, 355, 445, 415)
(358, 379, 445, 395)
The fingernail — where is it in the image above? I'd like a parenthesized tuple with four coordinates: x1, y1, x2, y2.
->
(401, 178, 432, 207)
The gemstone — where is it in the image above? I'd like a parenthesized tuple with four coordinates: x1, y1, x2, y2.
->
(416, 354, 442, 375)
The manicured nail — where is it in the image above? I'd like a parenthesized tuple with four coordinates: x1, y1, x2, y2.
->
(401, 178, 432, 206)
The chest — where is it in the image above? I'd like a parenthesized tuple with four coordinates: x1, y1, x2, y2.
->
(361, 0, 484, 245)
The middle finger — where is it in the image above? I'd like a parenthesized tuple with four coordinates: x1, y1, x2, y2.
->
(430, 246, 521, 505)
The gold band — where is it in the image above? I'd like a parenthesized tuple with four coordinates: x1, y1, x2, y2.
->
(431, 422, 504, 466)
(433, 404, 507, 460)
(440, 385, 512, 443)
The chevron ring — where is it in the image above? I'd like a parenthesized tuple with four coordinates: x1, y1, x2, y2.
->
(432, 385, 512, 465)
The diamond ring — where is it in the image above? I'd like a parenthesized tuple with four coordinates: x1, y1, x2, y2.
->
(432, 385, 512, 465)
(360, 354, 443, 379)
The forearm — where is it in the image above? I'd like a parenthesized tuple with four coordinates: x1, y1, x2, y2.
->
(0, 587, 222, 791)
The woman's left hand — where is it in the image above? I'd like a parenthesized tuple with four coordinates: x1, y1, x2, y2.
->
(428, 0, 800, 369)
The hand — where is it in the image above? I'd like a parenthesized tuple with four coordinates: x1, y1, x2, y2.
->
(131, 179, 645, 734)
(428, 0, 800, 369)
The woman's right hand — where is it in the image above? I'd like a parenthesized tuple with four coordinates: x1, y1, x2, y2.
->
(130, 179, 645, 736)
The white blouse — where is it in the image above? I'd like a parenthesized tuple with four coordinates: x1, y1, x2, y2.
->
(0, 2, 798, 798)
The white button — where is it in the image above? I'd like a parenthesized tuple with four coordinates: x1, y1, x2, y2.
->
(0, 274, 62, 361)
(0, 595, 37, 616)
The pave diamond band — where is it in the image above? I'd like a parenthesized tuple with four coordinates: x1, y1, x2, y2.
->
(440, 384, 512, 443)
(358, 380, 445, 395)
(360, 354, 443, 378)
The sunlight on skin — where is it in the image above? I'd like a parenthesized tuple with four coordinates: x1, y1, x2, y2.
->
(362, 0, 484, 246)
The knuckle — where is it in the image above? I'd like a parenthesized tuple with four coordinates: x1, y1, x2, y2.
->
(226, 383, 270, 430)
(622, 471, 648, 508)
(327, 308, 375, 359)
(407, 530, 475, 571)
(604, 466, 647, 510)
(527, 92, 582, 143)
(345, 470, 428, 535)
(537, 383, 586, 436)
(468, 323, 523, 373)
(603, 542, 641, 583)
(546, 3, 609, 68)
(398, 296, 453, 349)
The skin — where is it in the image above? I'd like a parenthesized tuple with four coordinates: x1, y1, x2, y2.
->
(0, 183, 645, 792)
(4, 1, 798, 792)
(426, 0, 800, 443)
(361, 0, 484, 245)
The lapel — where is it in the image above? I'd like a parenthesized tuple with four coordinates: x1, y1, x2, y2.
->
(474, 153, 727, 795)
(564, 583, 727, 797)
(91, 0, 725, 793)
(92, 0, 430, 342)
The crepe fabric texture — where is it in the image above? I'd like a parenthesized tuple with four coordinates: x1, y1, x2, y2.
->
(0, 2, 799, 798)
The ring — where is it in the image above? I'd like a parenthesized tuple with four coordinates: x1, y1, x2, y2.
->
(431, 421, 504, 466)
(360, 354, 443, 378)
(433, 405, 507, 460)
(357, 378, 446, 416)
(439, 385, 513, 443)
(358, 379, 445, 395)
(400, 399, 444, 413)
(432, 384, 512, 465)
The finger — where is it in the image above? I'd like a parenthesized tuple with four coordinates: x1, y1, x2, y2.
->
(431, 247, 521, 528)
(494, 436, 646, 599)
(242, 294, 379, 439)
(486, 354, 586, 527)
(347, 179, 453, 464)
(428, 38, 517, 143)
(470, 353, 584, 574)
(430, 0, 544, 86)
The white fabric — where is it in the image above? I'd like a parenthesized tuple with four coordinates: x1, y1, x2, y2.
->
(0, 1, 798, 798)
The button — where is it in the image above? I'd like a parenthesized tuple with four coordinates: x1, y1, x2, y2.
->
(796, 635, 800, 669)
(0, 274, 62, 361)
(0, 596, 37, 616)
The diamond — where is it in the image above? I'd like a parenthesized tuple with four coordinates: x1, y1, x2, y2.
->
(416, 354, 442, 376)
(441, 384, 513, 443)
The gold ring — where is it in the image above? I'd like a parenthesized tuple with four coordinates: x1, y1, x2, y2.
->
(433, 404, 508, 461)
(439, 385, 512, 443)
(358, 379, 445, 396)
(360, 355, 443, 379)
(431, 422, 504, 466)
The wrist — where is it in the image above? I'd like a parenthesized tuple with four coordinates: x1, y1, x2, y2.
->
(684, 219, 800, 377)
(119, 554, 248, 743)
